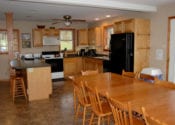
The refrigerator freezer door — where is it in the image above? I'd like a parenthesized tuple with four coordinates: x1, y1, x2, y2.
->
(110, 33, 134, 74)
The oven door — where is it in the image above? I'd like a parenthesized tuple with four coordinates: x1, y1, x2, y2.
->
(45, 58, 64, 79)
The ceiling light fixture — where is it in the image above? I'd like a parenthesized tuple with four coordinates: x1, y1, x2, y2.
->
(64, 20, 72, 26)
(106, 15, 111, 18)
(63, 15, 72, 26)
(95, 18, 99, 21)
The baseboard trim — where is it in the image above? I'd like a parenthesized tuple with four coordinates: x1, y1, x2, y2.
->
(0, 79, 9, 83)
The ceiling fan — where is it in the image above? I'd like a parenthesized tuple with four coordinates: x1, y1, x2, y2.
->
(52, 15, 86, 26)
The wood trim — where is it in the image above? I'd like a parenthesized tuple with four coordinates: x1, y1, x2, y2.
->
(103, 24, 114, 51)
(5, 12, 14, 59)
(166, 16, 175, 80)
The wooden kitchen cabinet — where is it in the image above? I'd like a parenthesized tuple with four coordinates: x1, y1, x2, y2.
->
(33, 29, 43, 47)
(88, 27, 102, 47)
(63, 57, 82, 77)
(114, 19, 134, 33)
(114, 18, 150, 73)
(83, 57, 103, 73)
(42, 29, 59, 36)
(77, 29, 88, 45)
(33, 28, 59, 47)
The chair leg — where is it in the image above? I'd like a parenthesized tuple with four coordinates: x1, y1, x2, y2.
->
(73, 89, 77, 112)
(89, 113, 94, 125)
(12, 78, 15, 103)
(83, 106, 86, 125)
(98, 116, 101, 125)
(75, 104, 80, 123)
(107, 116, 110, 125)
(20, 78, 28, 102)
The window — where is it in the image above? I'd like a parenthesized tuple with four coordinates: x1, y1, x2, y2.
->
(59, 29, 74, 51)
(104, 25, 114, 50)
(0, 29, 19, 54)
(0, 31, 8, 53)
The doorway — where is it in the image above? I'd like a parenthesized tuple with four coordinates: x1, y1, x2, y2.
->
(167, 17, 175, 82)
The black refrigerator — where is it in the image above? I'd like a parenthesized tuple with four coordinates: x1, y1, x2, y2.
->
(110, 33, 134, 74)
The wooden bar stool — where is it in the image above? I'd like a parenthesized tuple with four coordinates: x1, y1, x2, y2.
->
(11, 70, 28, 103)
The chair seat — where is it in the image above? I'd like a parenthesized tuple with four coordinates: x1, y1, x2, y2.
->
(95, 101, 112, 117)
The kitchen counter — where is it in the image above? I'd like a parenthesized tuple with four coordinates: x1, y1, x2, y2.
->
(10, 59, 50, 69)
(10, 59, 52, 102)
(64, 55, 110, 61)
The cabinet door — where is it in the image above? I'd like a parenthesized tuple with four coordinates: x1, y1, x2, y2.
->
(95, 27, 102, 47)
(83, 58, 103, 73)
(42, 29, 59, 36)
(124, 19, 134, 33)
(63, 57, 82, 77)
(114, 21, 123, 33)
(33, 29, 43, 47)
(88, 28, 95, 45)
(77, 29, 88, 45)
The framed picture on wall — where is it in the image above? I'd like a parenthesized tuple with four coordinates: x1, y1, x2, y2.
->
(21, 33, 31, 48)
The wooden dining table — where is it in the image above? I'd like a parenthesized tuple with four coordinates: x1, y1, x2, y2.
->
(74, 72, 175, 125)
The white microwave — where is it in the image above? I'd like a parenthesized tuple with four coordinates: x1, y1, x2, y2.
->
(43, 36, 60, 45)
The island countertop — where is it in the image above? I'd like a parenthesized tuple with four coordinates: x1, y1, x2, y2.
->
(10, 59, 50, 69)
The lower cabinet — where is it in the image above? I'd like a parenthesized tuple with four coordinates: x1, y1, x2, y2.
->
(63, 57, 104, 77)
(83, 57, 103, 73)
(63, 57, 82, 77)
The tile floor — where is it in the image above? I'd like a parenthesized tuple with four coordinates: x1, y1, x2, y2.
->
(0, 80, 76, 125)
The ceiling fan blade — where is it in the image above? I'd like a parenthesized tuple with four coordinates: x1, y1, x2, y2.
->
(71, 19, 86, 22)
(52, 19, 64, 21)
(52, 21, 61, 25)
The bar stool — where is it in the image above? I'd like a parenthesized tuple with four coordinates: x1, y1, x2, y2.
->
(10, 70, 28, 103)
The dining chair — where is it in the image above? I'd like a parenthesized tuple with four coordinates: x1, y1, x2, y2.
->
(122, 69, 136, 78)
(155, 79, 175, 89)
(141, 107, 167, 125)
(73, 81, 91, 125)
(68, 76, 77, 112)
(81, 69, 99, 76)
(84, 83, 112, 125)
(107, 95, 144, 125)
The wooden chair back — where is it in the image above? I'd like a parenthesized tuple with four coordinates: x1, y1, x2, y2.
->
(141, 107, 167, 125)
(155, 80, 175, 89)
(108, 97, 133, 125)
(85, 84, 103, 114)
(73, 81, 89, 106)
(122, 70, 135, 78)
(81, 69, 99, 76)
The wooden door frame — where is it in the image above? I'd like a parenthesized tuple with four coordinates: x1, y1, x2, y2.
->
(166, 16, 175, 80)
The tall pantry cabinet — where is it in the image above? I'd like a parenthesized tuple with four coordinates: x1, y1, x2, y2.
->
(114, 18, 150, 73)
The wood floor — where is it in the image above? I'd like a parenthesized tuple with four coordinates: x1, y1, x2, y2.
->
(0, 79, 76, 125)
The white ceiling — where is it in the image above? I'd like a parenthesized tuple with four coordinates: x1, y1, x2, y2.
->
(0, 0, 174, 23)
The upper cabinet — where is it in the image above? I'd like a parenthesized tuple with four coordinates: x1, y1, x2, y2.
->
(114, 19, 134, 33)
(88, 27, 102, 47)
(114, 18, 150, 73)
(77, 29, 88, 45)
(33, 28, 59, 47)
(33, 29, 43, 47)
(42, 29, 59, 36)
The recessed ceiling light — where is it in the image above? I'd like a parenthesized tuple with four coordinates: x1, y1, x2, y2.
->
(106, 15, 111, 18)
(95, 18, 99, 21)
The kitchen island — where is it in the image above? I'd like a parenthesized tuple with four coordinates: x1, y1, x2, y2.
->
(10, 59, 52, 101)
